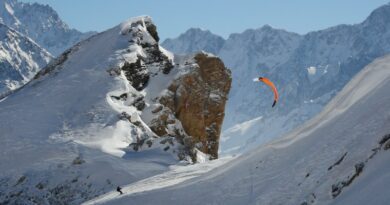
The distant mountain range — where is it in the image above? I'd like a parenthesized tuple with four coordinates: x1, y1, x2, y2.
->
(162, 3, 390, 154)
(0, 0, 95, 56)
(0, 22, 52, 95)
(162, 28, 225, 55)
(0, 0, 95, 95)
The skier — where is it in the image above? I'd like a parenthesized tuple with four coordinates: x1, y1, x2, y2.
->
(116, 186, 123, 195)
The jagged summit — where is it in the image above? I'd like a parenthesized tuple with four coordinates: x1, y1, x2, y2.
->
(0, 22, 52, 96)
(0, 0, 94, 56)
(0, 0, 96, 98)
(162, 27, 225, 55)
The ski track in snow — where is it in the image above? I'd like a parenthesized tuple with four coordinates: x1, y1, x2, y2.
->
(83, 156, 234, 205)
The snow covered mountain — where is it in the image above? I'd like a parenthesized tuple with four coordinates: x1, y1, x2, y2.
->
(85, 54, 390, 205)
(163, 28, 225, 55)
(0, 22, 52, 95)
(0, 16, 231, 204)
(0, 0, 95, 56)
(162, 3, 390, 154)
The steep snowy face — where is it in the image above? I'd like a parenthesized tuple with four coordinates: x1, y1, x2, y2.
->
(162, 3, 390, 154)
(0, 16, 231, 204)
(0, 0, 94, 56)
(88, 54, 390, 205)
(162, 28, 225, 55)
(0, 23, 52, 95)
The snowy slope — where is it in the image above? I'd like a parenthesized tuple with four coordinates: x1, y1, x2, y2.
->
(86, 54, 390, 205)
(0, 16, 213, 204)
(0, 0, 95, 56)
(0, 23, 52, 95)
(163, 3, 390, 154)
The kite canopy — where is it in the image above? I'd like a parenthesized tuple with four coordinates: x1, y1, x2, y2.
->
(255, 77, 279, 107)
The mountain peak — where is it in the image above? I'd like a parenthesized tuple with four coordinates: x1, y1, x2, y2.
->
(162, 27, 225, 55)
(260, 24, 273, 30)
(364, 2, 390, 25)
(0, 21, 52, 96)
(186, 27, 210, 34)
(0, 0, 95, 55)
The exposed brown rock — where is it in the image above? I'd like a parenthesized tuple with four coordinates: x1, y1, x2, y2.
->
(157, 53, 231, 159)
(149, 109, 177, 136)
(118, 19, 230, 161)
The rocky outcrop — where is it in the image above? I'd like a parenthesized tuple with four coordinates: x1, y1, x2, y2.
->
(120, 19, 173, 91)
(109, 17, 231, 162)
(154, 53, 232, 159)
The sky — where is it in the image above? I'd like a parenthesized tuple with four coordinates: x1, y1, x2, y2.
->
(20, 0, 390, 41)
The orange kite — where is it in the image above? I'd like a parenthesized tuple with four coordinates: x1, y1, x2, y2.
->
(254, 77, 279, 107)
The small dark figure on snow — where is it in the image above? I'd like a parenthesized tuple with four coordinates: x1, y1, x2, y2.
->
(116, 186, 123, 195)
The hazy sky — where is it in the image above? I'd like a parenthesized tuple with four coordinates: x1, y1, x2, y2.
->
(20, 0, 390, 40)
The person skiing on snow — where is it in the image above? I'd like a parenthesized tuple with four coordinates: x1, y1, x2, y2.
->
(116, 186, 123, 195)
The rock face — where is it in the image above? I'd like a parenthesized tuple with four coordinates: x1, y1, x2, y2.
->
(156, 53, 231, 159)
(103, 17, 232, 161)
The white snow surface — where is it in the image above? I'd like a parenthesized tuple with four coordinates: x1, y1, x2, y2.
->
(83, 156, 234, 205)
(86, 54, 390, 205)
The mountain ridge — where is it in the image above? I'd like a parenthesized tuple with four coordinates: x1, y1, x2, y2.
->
(0, 0, 95, 56)
(0, 22, 52, 95)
